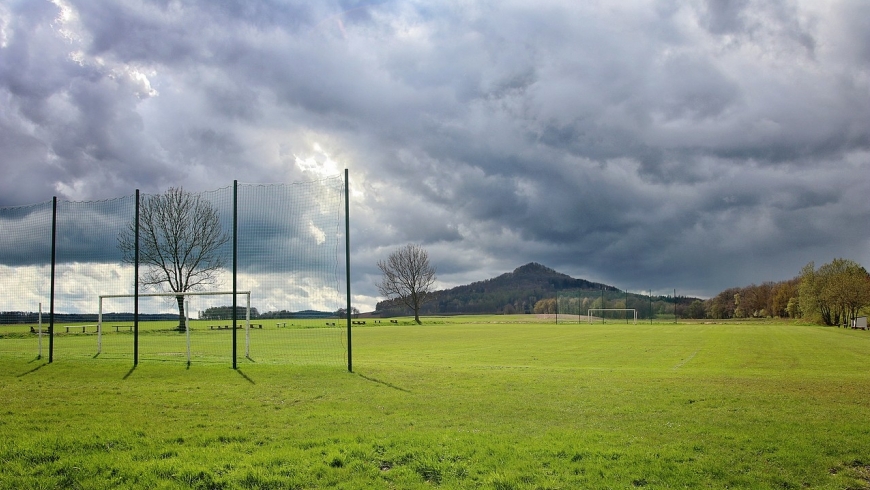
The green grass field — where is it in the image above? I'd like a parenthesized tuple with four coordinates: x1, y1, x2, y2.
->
(2, 316, 870, 489)
(0, 318, 349, 366)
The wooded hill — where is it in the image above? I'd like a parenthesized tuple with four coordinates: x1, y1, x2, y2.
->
(374, 262, 696, 318)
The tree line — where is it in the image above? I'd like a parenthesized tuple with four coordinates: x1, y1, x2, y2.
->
(0, 308, 345, 323)
(665, 258, 870, 325)
(0, 312, 180, 324)
(200, 307, 341, 320)
(526, 258, 869, 325)
(531, 294, 684, 320)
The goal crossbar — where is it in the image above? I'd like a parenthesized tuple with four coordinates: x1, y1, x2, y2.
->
(587, 308, 638, 324)
(97, 291, 253, 360)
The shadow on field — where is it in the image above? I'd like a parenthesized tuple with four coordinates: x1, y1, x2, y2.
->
(357, 372, 412, 393)
(235, 369, 255, 384)
(122, 365, 137, 380)
(17, 360, 48, 377)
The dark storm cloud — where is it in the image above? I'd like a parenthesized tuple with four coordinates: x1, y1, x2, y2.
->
(0, 197, 132, 266)
(0, 202, 53, 266)
(1, 0, 869, 308)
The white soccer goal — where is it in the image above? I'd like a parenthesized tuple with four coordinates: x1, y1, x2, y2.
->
(587, 308, 638, 324)
(97, 290, 252, 362)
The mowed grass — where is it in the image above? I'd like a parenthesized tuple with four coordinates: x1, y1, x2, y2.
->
(2, 317, 870, 489)
(0, 318, 347, 365)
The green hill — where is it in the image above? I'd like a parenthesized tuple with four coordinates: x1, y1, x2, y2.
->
(374, 262, 618, 316)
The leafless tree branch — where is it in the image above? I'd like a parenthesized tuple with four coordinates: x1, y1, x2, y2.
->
(377, 243, 436, 324)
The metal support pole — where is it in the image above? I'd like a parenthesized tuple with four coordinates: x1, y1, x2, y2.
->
(134, 190, 139, 365)
(245, 293, 251, 359)
(49, 197, 56, 363)
(38, 303, 42, 359)
(97, 297, 103, 354)
(185, 299, 191, 366)
(601, 287, 605, 324)
(232, 180, 238, 369)
(345, 169, 353, 373)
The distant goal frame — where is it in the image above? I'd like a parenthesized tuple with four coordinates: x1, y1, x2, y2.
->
(587, 308, 638, 324)
(97, 290, 253, 361)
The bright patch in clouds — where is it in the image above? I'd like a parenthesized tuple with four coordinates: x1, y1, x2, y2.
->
(309, 221, 326, 245)
(295, 143, 341, 179)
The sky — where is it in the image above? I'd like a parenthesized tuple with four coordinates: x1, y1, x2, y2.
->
(1, 0, 869, 312)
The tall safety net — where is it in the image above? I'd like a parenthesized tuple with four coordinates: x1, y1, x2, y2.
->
(235, 179, 346, 366)
(53, 197, 136, 361)
(0, 175, 347, 367)
(0, 201, 54, 360)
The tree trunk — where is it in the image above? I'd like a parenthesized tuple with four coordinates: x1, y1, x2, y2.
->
(176, 295, 186, 331)
(412, 293, 421, 324)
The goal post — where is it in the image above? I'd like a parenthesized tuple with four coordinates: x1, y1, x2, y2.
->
(97, 290, 252, 363)
(587, 308, 638, 324)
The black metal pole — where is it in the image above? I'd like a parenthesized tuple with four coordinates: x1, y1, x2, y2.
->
(232, 180, 238, 369)
(134, 190, 139, 365)
(601, 286, 605, 324)
(48, 197, 57, 363)
(649, 289, 652, 324)
(345, 169, 353, 373)
(556, 289, 559, 325)
(674, 288, 677, 323)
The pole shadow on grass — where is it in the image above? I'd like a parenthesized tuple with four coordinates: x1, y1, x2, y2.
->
(17, 360, 48, 377)
(356, 372, 412, 393)
(235, 369, 255, 384)
(122, 365, 137, 380)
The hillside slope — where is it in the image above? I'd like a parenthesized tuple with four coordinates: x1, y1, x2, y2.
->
(375, 262, 617, 315)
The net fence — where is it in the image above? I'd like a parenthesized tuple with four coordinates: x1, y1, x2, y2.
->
(0, 176, 347, 367)
(554, 289, 643, 324)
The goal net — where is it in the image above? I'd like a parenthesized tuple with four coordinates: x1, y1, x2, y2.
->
(96, 291, 251, 364)
(587, 308, 638, 324)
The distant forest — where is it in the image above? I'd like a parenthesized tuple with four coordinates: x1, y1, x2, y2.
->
(0, 308, 335, 324)
(0, 312, 179, 324)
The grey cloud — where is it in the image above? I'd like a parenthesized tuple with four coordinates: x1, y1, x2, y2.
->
(74, 1, 316, 63)
(837, 1, 870, 66)
(0, 202, 53, 266)
(702, 0, 750, 35)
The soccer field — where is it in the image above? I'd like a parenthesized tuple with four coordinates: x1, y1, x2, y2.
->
(2, 317, 870, 489)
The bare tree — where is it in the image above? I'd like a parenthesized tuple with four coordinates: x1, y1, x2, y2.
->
(377, 243, 437, 324)
(118, 187, 230, 330)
